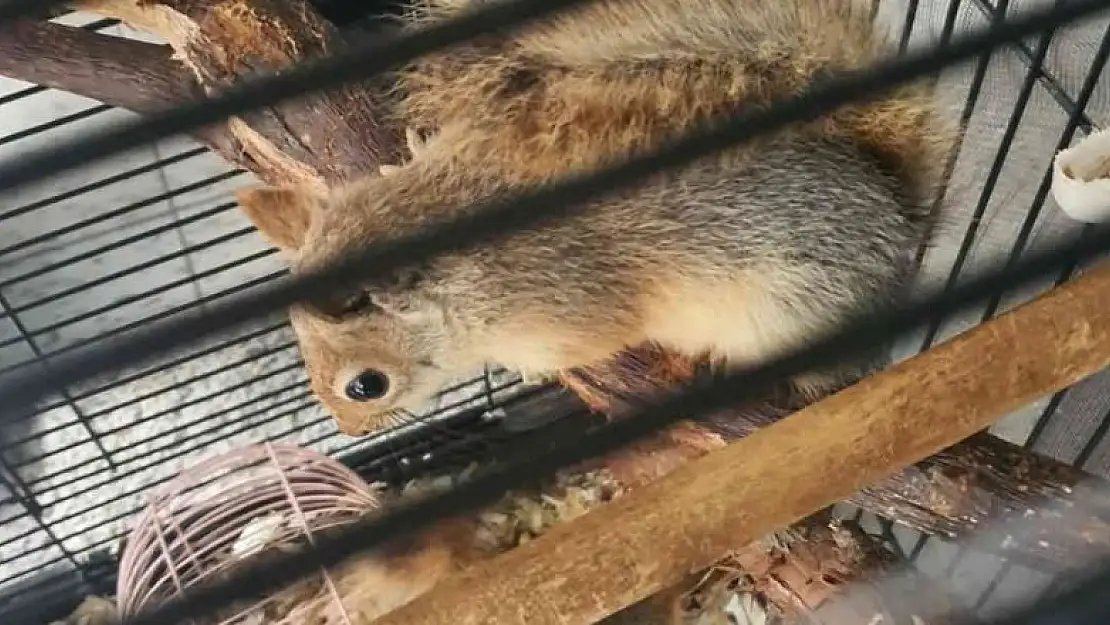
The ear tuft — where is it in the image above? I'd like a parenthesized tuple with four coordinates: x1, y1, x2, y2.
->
(235, 185, 319, 252)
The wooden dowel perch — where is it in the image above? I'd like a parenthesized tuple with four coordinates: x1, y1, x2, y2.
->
(564, 346, 1110, 570)
(372, 261, 1110, 625)
(585, 401, 1110, 571)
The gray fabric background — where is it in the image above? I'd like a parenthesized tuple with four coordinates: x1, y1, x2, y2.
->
(876, 0, 1110, 470)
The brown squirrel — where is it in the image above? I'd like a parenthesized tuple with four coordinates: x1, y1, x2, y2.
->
(236, 0, 954, 437)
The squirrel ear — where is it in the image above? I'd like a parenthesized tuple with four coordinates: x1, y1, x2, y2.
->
(235, 185, 321, 253)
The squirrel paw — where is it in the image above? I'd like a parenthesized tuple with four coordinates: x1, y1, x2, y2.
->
(379, 127, 433, 177)
(519, 370, 556, 386)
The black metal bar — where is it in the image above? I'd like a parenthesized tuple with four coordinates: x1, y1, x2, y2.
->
(13, 363, 305, 480)
(1072, 405, 1110, 468)
(0, 396, 323, 556)
(976, 562, 1012, 611)
(967, 0, 1101, 133)
(19, 377, 310, 499)
(0, 321, 290, 445)
(977, 23, 1110, 323)
(911, 0, 967, 273)
(0, 201, 239, 291)
(912, 0, 1066, 583)
(5, 341, 295, 448)
(0, 290, 114, 471)
(899, 0, 921, 53)
(916, 0, 1013, 352)
(0, 454, 83, 583)
(0, 406, 336, 590)
(2, 226, 258, 321)
(0, 104, 112, 148)
(0, 348, 298, 469)
(0, 268, 285, 380)
(0, 396, 323, 559)
(0, 169, 244, 259)
(0, 247, 275, 351)
(0, 458, 34, 512)
(931, 0, 1062, 335)
(0, 147, 206, 226)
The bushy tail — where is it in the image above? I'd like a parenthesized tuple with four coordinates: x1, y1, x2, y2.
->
(400, 0, 954, 224)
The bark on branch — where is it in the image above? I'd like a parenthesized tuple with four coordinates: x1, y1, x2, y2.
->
(563, 350, 1110, 570)
(0, 19, 241, 158)
(75, 0, 398, 187)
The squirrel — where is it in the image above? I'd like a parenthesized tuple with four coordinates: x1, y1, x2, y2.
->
(236, 0, 955, 437)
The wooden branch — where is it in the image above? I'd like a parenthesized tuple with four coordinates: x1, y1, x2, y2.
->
(698, 414, 1110, 570)
(851, 430, 1110, 566)
(594, 515, 968, 625)
(76, 0, 397, 187)
(0, 19, 241, 159)
(543, 420, 973, 624)
(602, 516, 965, 625)
(562, 344, 1110, 569)
(371, 260, 1110, 625)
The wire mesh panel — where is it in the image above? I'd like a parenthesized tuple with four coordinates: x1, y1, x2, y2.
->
(851, 0, 1110, 616)
(1, 0, 1110, 624)
(0, 9, 530, 613)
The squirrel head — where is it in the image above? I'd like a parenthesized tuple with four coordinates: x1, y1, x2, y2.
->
(236, 183, 476, 436)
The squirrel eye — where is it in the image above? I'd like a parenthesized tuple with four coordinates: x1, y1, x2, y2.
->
(310, 290, 377, 318)
(345, 370, 390, 401)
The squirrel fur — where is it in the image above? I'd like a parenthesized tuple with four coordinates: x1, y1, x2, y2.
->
(236, 0, 955, 437)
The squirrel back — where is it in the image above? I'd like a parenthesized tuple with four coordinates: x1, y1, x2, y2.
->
(396, 0, 953, 221)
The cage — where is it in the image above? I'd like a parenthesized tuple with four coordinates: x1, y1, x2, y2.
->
(0, 0, 1108, 623)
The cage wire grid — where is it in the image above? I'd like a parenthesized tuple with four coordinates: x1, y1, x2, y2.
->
(0, 0, 1110, 623)
(0, 8, 535, 616)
